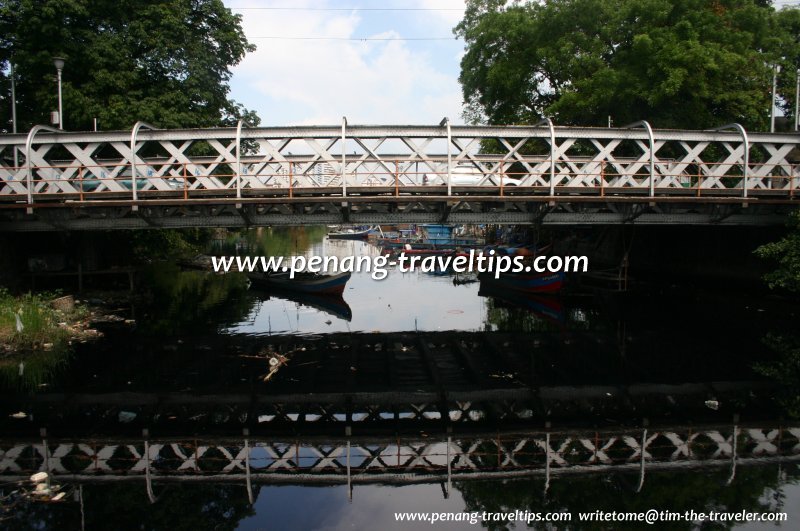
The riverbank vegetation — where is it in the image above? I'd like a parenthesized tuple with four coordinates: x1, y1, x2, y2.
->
(0, 289, 93, 354)
(754, 210, 800, 418)
(755, 210, 800, 293)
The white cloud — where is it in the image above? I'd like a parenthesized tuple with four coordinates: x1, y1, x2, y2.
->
(227, 0, 466, 126)
(413, 0, 466, 29)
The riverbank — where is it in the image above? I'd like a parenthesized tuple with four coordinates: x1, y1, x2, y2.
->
(0, 290, 104, 356)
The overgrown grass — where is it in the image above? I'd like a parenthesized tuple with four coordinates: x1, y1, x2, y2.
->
(0, 288, 75, 351)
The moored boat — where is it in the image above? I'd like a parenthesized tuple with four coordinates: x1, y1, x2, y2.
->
(328, 226, 376, 240)
(478, 270, 565, 293)
(247, 271, 351, 295)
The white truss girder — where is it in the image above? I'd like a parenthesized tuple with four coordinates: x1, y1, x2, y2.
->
(1, 123, 798, 206)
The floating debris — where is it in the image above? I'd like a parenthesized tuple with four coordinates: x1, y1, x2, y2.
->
(10, 411, 27, 419)
(30, 472, 49, 483)
(118, 411, 137, 423)
(704, 400, 720, 410)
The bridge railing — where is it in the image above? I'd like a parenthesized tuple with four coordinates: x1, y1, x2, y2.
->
(2, 159, 797, 202)
(1, 124, 799, 208)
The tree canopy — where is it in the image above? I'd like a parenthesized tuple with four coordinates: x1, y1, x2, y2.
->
(0, 0, 257, 132)
(756, 210, 800, 292)
(455, 0, 798, 129)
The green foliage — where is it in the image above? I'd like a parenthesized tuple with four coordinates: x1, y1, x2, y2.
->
(0, 0, 257, 131)
(456, 0, 788, 128)
(754, 333, 800, 418)
(0, 288, 78, 391)
(131, 228, 214, 261)
(755, 210, 800, 292)
(0, 288, 69, 350)
(774, 8, 800, 126)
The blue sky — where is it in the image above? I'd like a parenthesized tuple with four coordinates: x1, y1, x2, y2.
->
(223, 0, 800, 127)
(224, 0, 467, 126)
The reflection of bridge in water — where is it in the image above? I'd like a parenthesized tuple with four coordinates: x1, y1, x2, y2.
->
(2, 425, 798, 503)
(2, 330, 792, 501)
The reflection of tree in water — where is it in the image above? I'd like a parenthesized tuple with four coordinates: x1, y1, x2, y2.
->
(456, 466, 799, 530)
(755, 334, 800, 419)
(0, 347, 72, 393)
(3, 484, 257, 531)
(212, 226, 328, 257)
(138, 263, 252, 336)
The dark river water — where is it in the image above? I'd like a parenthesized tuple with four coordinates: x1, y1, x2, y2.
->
(1, 226, 799, 530)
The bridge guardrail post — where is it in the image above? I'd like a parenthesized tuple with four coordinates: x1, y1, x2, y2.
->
(531, 118, 556, 196)
(131, 122, 157, 212)
(236, 119, 253, 208)
(440, 117, 451, 196)
(624, 121, 655, 198)
(715, 123, 749, 199)
(25, 125, 62, 213)
(342, 116, 347, 198)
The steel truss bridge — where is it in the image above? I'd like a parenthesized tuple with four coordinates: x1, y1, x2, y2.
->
(1, 120, 799, 230)
(1, 424, 798, 502)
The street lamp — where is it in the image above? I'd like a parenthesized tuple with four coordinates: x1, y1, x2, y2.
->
(53, 57, 65, 130)
(795, 68, 799, 132)
(10, 61, 18, 167)
(771, 63, 781, 133)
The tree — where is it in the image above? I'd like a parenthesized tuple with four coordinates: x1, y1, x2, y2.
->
(455, 0, 787, 129)
(755, 209, 800, 292)
(0, 0, 258, 132)
(774, 7, 800, 128)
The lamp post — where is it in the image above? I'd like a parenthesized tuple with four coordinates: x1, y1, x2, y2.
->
(53, 57, 65, 130)
(795, 68, 799, 132)
(10, 61, 18, 167)
(771, 63, 780, 133)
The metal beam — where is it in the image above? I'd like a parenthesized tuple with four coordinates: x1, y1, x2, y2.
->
(130, 121, 157, 212)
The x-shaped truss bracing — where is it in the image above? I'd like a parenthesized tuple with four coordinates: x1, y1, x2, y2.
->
(2, 124, 799, 204)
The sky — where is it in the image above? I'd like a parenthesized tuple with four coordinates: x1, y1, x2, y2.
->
(224, 0, 467, 127)
(223, 1, 800, 128)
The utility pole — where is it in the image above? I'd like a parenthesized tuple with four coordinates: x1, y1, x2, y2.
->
(53, 57, 65, 130)
(795, 68, 799, 132)
(771, 64, 780, 133)
(10, 62, 18, 167)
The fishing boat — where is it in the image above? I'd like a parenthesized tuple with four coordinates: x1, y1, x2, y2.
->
(328, 226, 376, 240)
(247, 271, 351, 295)
(385, 246, 457, 257)
(478, 270, 565, 293)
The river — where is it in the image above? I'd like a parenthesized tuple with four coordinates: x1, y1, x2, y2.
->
(1, 226, 798, 530)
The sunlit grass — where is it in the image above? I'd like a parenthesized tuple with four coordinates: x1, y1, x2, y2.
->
(0, 288, 75, 351)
